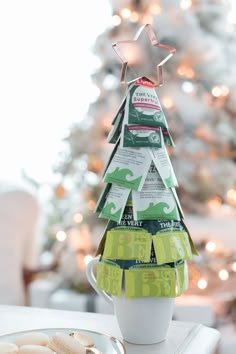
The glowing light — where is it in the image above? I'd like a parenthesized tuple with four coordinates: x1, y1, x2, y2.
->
(227, 188, 236, 205)
(112, 15, 121, 26)
(177, 65, 195, 78)
(130, 12, 139, 23)
(121, 8, 131, 19)
(205, 241, 216, 253)
(180, 0, 192, 10)
(211, 85, 229, 98)
(197, 278, 208, 290)
(232, 262, 236, 272)
(162, 97, 174, 109)
(56, 230, 67, 242)
(221, 86, 230, 96)
(207, 196, 222, 213)
(150, 4, 162, 15)
(218, 269, 229, 281)
(211, 86, 222, 97)
(103, 74, 119, 90)
(88, 200, 96, 210)
(141, 15, 153, 25)
(182, 81, 194, 93)
(84, 255, 93, 265)
(73, 213, 83, 224)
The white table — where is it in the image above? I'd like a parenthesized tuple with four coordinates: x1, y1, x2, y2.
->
(0, 305, 220, 354)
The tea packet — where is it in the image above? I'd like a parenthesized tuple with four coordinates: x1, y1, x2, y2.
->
(107, 110, 124, 144)
(102, 229, 152, 262)
(149, 133, 178, 188)
(162, 128, 175, 147)
(98, 183, 130, 223)
(132, 164, 181, 220)
(96, 259, 123, 297)
(103, 145, 152, 191)
(124, 77, 168, 129)
(124, 260, 188, 298)
(152, 228, 192, 265)
(121, 125, 163, 148)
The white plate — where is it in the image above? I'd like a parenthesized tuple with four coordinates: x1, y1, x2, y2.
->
(0, 328, 126, 354)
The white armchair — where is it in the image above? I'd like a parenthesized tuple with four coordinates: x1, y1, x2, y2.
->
(0, 184, 40, 305)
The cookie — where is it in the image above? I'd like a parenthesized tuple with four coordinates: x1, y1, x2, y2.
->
(14, 332, 49, 347)
(19, 345, 53, 354)
(48, 333, 86, 354)
(70, 332, 94, 347)
(0, 342, 18, 354)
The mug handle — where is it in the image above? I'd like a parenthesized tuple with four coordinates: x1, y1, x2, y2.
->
(86, 256, 113, 306)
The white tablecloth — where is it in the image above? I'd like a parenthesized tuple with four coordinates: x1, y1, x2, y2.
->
(0, 305, 220, 354)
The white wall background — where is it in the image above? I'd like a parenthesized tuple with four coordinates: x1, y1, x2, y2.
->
(0, 0, 111, 185)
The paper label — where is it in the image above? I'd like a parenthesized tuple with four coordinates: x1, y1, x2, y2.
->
(132, 164, 180, 220)
(152, 230, 192, 264)
(124, 78, 168, 128)
(99, 184, 130, 222)
(125, 266, 176, 298)
(103, 230, 152, 262)
(121, 125, 163, 148)
(149, 135, 178, 188)
(97, 261, 123, 297)
(104, 146, 152, 191)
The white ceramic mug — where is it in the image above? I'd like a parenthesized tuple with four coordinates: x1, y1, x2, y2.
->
(86, 256, 174, 345)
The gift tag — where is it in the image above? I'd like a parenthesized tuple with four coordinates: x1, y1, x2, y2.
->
(103, 230, 152, 262)
(104, 146, 152, 191)
(132, 164, 181, 220)
(124, 77, 168, 129)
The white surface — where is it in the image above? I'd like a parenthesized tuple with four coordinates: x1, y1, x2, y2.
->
(217, 323, 236, 354)
(0, 305, 220, 354)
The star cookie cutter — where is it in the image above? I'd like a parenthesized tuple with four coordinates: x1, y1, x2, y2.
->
(112, 23, 176, 86)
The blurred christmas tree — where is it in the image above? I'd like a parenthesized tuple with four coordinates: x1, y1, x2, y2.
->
(38, 0, 236, 293)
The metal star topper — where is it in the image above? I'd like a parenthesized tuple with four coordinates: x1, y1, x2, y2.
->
(112, 23, 176, 86)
